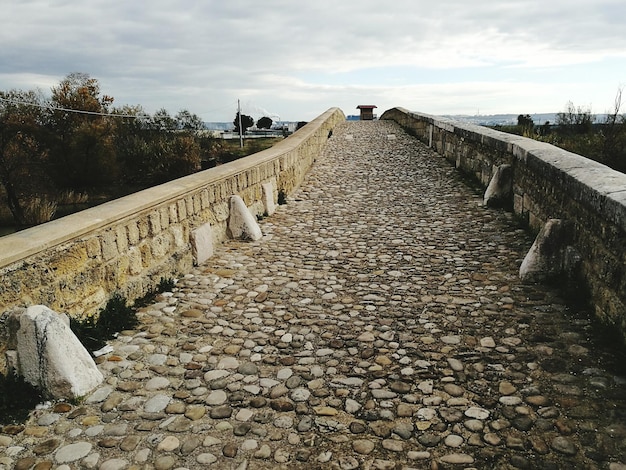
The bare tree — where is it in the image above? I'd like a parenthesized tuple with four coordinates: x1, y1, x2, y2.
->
(603, 87, 626, 168)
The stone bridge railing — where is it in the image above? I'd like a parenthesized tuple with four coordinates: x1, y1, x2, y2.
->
(0, 108, 345, 322)
(382, 107, 626, 345)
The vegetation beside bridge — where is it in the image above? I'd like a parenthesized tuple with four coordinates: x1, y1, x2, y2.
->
(492, 90, 626, 174)
(0, 73, 280, 233)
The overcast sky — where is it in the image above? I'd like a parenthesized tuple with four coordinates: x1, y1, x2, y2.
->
(2, 0, 625, 122)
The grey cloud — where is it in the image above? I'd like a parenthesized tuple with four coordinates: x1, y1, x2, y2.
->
(1, 0, 624, 119)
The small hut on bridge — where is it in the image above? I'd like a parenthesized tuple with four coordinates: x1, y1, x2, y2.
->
(356, 105, 377, 120)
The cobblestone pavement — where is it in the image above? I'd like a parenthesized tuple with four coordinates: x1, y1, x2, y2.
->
(2, 120, 626, 470)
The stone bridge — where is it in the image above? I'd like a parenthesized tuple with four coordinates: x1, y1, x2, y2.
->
(1, 111, 626, 469)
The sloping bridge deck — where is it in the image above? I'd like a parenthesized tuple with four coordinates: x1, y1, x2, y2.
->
(4, 121, 626, 468)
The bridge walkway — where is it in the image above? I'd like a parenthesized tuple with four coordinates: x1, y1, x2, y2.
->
(4, 120, 626, 469)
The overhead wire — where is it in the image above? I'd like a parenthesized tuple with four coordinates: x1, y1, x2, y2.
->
(1, 96, 281, 127)
(0, 96, 151, 119)
(0, 96, 242, 121)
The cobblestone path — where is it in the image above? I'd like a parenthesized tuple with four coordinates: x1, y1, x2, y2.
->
(2, 121, 626, 469)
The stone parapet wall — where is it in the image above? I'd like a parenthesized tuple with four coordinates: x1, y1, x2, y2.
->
(381, 107, 626, 343)
(0, 108, 345, 320)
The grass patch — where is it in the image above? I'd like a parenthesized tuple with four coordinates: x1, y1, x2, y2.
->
(277, 189, 287, 205)
(70, 292, 138, 352)
(0, 373, 44, 425)
(134, 277, 176, 308)
(70, 277, 175, 352)
(213, 137, 282, 164)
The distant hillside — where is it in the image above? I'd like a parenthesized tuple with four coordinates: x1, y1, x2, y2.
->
(446, 113, 610, 127)
(444, 113, 558, 126)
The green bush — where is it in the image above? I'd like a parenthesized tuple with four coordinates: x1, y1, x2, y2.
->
(70, 292, 138, 352)
(277, 189, 287, 205)
(0, 372, 43, 425)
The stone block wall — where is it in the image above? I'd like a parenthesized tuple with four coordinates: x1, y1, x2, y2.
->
(0, 108, 345, 321)
(381, 107, 626, 344)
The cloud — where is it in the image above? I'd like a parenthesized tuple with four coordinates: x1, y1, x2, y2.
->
(1, 0, 625, 120)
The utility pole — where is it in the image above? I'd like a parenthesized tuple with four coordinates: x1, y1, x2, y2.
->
(238, 99, 244, 149)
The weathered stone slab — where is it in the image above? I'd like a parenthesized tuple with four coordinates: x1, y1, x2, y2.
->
(484, 164, 512, 208)
(190, 223, 214, 265)
(16, 305, 103, 399)
(228, 195, 262, 241)
(519, 219, 579, 282)
(262, 182, 276, 216)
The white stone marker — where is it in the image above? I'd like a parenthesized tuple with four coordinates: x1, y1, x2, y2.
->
(17, 305, 104, 399)
(262, 181, 276, 216)
(228, 195, 262, 241)
(190, 222, 214, 265)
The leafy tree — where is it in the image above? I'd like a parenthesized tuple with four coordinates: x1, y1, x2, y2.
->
(149, 108, 177, 131)
(0, 73, 254, 231)
(517, 114, 534, 135)
(142, 133, 200, 183)
(49, 72, 113, 137)
(0, 89, 52, 225)
(257, 116, 273, 129)
(112, 106, 202, 186)
(166, 134, 201, 178)
(176, 109, 205, 131)
(48, 73, 117, 189)
(111, 105, 151, 185)
(233, 112, 254, 134)
(517, 114, 533, 127)
(197, 133, 222, 169)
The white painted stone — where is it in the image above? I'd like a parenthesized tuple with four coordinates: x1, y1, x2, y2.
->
(262, 181, 276, 216)
(228, 195, 262, 241)
(16, 306, 103, 399)
(190, 223, 214, 265)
